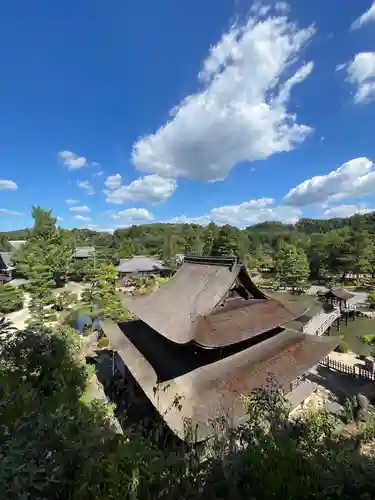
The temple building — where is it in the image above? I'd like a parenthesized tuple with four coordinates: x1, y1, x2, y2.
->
(102, 256, 340, 442)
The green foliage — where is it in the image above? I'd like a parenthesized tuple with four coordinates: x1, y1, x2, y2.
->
(25, 262, 58, 331)
(361, 334, 375, 345)
(336, 341, 349, 353)
(6, 207, 375, 290)
(275, 242, 310, 288)
(97, 336, 109, 347)
(368, 291, 375, 308)
(82, 262, 128, 322)
(0, 284, 24, 313)
(3, 322, 375, 498)
(53, 290, 78, 312)
(14, 207, 75, 287)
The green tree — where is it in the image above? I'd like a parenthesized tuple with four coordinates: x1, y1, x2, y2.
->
(13, 208, 74, 287)
(202, 227, 215, 256)
(184, 227, 203, 255)
(26, 262, 57, 331)
(0, 284, 24, 313)
(3, 321, 375, 498)
(211, 225, 240, 257)
(82, 262, 127, 323)
(276, 243, 310, 289)
(339, 229, 372, 280)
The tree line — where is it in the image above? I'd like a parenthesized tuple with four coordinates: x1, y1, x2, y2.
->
(3, 208, 375, 285)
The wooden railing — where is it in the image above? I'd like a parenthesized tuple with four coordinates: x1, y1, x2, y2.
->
(319, 356, 375, 382)
(303, 308, 341, 336)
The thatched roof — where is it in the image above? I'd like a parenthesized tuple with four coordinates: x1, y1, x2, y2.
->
(121, 256, 307, 347)
(102, 319, 340, 442)
(324, 289, 354, 301)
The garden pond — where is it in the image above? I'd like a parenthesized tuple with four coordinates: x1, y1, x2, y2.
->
(271, 291, 375, 356)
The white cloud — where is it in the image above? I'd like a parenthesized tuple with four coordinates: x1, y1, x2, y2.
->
(283, 157, 375, 206)
(70, 205, 90, 212)
(86, 224, 114, 233)
(111, 208, 154, 225)
(105, 174, 177, 204)
(59, 151, 88, 169)
(56, 216, 64, 222)
(104, 174, 122, 190)
(322, 204, 373, 219)
(351, 1, 375, 30)
(93, 171, 104, 177)
(77, 180, 95, 195)
(131, 10, 314, 181)
(169, 215, 212, 226)
(275, 1, 290, 13)
(0, 180, 18, 190)
(73, 215, 92, 222)
(346, 52, 375, 104)
(0, 208, 22, 215)
(64, 199, 80, 205)
(170, 198, 301, 228)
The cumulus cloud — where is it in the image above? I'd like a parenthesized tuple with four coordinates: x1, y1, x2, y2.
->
(77, 180, 95, 195)
(283, 157, 375, 206)
(170, 198, 301, 228)
(104, 174, 122, 190)
(105, 174, 177, 204)
(322, 204, 373, 219)
(73, 215, 92, 222)
(111, 208, 154, 226)
(0, 180, 18, 190)
(131, 10, 314, 181)
(58, 151, 88, 169)
(0, 208, 22, 215)
(69, 205, 90, 212)
(65, 199, 80, 205)
(344, 52, 375, 104)
(351, 1, 375, 30)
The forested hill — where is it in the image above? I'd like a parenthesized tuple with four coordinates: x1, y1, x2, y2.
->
(1, 211, 375, 252)
(2, 211, 375, 280)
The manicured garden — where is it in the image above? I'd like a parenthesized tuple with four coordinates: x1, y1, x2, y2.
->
(0, 283, 24, 314)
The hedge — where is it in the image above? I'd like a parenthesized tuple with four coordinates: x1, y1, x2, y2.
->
(0, 284, 24, 314)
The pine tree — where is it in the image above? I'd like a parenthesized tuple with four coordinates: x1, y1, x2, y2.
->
(82, 263, 127, 323)
(275, 243, 310, 289)
(26, 262, 57, 331)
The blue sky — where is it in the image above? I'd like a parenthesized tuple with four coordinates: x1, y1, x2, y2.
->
(1, 0, 375, 232)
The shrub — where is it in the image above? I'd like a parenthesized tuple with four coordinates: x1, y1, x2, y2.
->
(361, 334, 375, 345)
(97, 336, 109, 348)
(368, 291, 375, 309)
(335, 341, 349, 353)
(0, 284, 24, 313)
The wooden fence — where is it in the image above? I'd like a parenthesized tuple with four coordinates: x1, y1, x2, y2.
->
(319, 356, 375, 382)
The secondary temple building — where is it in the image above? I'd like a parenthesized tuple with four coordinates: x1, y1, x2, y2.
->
(102, 256, 340, 442)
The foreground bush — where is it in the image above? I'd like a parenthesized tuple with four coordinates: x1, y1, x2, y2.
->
(336, 341, 349, 353)
(2, 319, 375, 499)
(0, 283, 24, 313)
